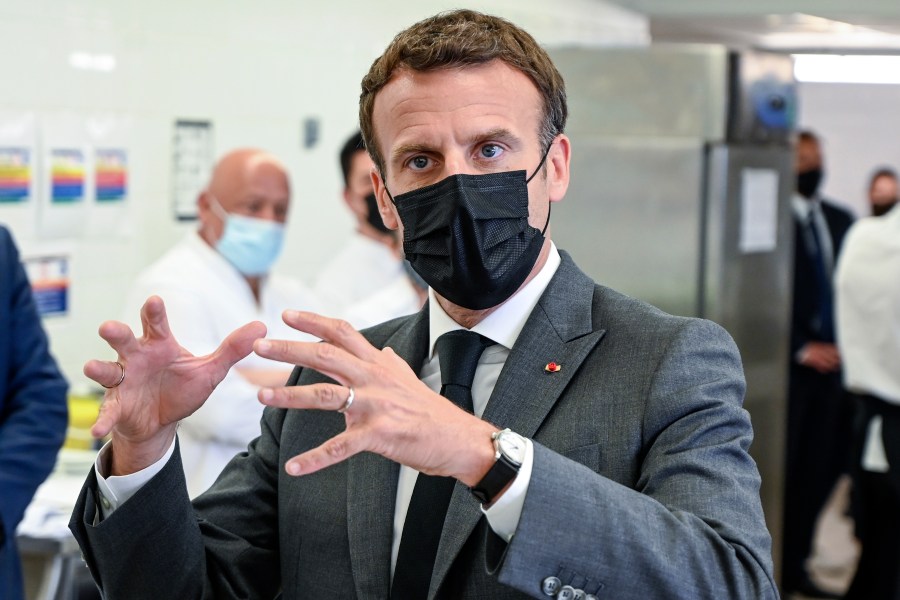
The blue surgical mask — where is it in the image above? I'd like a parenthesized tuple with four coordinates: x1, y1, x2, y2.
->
(209, 195, 284, 276)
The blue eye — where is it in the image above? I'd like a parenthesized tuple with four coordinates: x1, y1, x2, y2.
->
(410, 156, 429, 170)
(480, 144, 503, 158)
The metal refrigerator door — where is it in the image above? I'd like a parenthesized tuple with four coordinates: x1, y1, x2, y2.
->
(553, 136, 706, 318)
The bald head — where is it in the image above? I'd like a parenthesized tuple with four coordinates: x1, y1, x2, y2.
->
(198, 148, 291, 246)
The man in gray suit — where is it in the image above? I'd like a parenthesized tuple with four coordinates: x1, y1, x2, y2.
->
(71, 10, 777, 600)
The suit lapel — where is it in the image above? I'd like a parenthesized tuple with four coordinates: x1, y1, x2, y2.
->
(347, 309, 430, 600)
(429, 253, 606, 598)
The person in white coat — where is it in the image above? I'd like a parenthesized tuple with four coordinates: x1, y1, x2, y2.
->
(835, 203, 900, 599)
(313, 132, 424, 328)
(123, 148, 319, 497)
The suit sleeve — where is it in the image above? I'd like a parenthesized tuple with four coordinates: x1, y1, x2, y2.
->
(68, 407, 287, 600)
(0, 228, 68, 543)
(489, 319, 778, 599)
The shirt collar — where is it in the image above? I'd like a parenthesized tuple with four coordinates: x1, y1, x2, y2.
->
(792, 192, 821, 221)
(427, 242, 561, 356)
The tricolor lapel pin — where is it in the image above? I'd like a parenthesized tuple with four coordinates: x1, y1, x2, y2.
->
(544, 362, 561, 373)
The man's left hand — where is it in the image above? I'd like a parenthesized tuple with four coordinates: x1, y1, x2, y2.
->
(254, 310, 496, 486)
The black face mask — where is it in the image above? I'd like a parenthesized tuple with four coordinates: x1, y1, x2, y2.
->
(387, 152, 550, 310)
(364, 192, 392, 234)
(796, 167, 823, 199)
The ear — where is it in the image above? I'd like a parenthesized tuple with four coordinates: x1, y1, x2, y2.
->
(197, 191, 213, 224)
(546, 134, 571, 203)
(341, 187, 354, 209)
(196, 191, 220, 244)
(371, 168, 400, 230)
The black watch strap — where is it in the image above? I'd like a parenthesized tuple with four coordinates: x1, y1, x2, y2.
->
(470, 448, 520, 505)
(471, 455, 518, 504)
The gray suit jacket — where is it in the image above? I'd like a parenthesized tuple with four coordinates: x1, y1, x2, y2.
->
(70, 252, 777, 599)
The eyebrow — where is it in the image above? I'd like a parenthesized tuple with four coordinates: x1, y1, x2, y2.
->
(390, 127, 524, 165)
(466, 127, 522, 149)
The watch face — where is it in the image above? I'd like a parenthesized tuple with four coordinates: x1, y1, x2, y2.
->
(497, 432, 526, 466)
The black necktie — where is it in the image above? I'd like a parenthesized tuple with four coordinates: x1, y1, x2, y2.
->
(391, 330, 493, 599)
(805, 213, 834, 341)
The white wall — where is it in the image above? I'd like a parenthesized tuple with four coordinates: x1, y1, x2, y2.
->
(798, 81, 900, 217)
(0, 0, 647, 389)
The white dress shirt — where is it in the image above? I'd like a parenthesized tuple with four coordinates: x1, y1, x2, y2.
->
(121, 231, 320, 497)
(835, 206, 900, 471)
(96, 243, 562, 576)
(792, 193, 835, 275)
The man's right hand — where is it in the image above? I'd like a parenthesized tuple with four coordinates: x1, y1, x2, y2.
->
(83, 295, 266, 476)
(798, 341, 841, 373)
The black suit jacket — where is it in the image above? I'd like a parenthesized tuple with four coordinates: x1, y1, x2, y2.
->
(790, 198, 854, 355)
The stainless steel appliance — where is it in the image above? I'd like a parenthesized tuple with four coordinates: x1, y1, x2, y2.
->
(549, 45, 796, 580)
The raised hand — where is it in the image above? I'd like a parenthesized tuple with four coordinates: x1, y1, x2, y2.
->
(254, 311, 497, 486)
(83, 295, 266, 475)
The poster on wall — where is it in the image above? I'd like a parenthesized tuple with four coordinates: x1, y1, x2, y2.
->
(50, 148, 86, 204)
(0, 112, 38, 237)
(84, 114, 133, 236)
(23, 254, 70, 317)
(94, 148, 127, 203)
(172, 119, 214, 221)
(0, 148, 32, 203)
(39, 113, 90, 238)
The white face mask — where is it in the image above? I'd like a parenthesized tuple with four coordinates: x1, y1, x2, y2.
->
(208, 195, 285, 276)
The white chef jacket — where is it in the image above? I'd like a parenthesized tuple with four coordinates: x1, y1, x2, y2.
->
(342, 274, 424, 331)
(313, 233, 408, 316)
(835, 206, 900, 471)
(123, 232, 320, 497)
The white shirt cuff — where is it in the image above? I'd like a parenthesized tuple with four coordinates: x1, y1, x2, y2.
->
(482, 438, 533, 542)
(94, 436, 178, 520)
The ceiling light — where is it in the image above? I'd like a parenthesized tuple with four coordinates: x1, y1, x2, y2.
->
(68, 52, 116, 72)
(793, 54, 900, 84)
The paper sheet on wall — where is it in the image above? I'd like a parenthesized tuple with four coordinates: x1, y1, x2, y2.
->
(84, 114, 133, 237)
(0, 148, 32, 203)
(23, 254, 70, 317)
(172, 119, 214, 221)
(739, 168, 779, 254)
(40, 114, 89, 239)
(95, 148, 127, 203)
(0, 112, 38, 236)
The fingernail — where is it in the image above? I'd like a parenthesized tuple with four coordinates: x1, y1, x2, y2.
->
(284, 310, 299, 321)
(260, 388, 273, 402)
(286, 462, 301, 476)
(256, 340, 270, 352)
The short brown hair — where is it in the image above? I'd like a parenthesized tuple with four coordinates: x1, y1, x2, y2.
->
(359, 9, 567, 177)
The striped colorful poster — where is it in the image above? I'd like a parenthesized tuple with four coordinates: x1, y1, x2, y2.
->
(24, 255, 70, 317)
(51, 148, 85, 203)
(0, 147, 31, 203)
(95, 148, 127, 202)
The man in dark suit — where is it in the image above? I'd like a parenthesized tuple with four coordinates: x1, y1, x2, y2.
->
(782, 130, 855, 596)
(0, 225, 68, 600)
(71, 11, 777, 599)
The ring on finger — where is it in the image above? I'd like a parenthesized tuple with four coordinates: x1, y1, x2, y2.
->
(338, 386, 355, 413)
(101, 361, 126, 389)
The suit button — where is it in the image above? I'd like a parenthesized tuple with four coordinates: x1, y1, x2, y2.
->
(573, 590, 586, 600)
(558, 586, 577, 600)
(542, 576, 562, 596)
